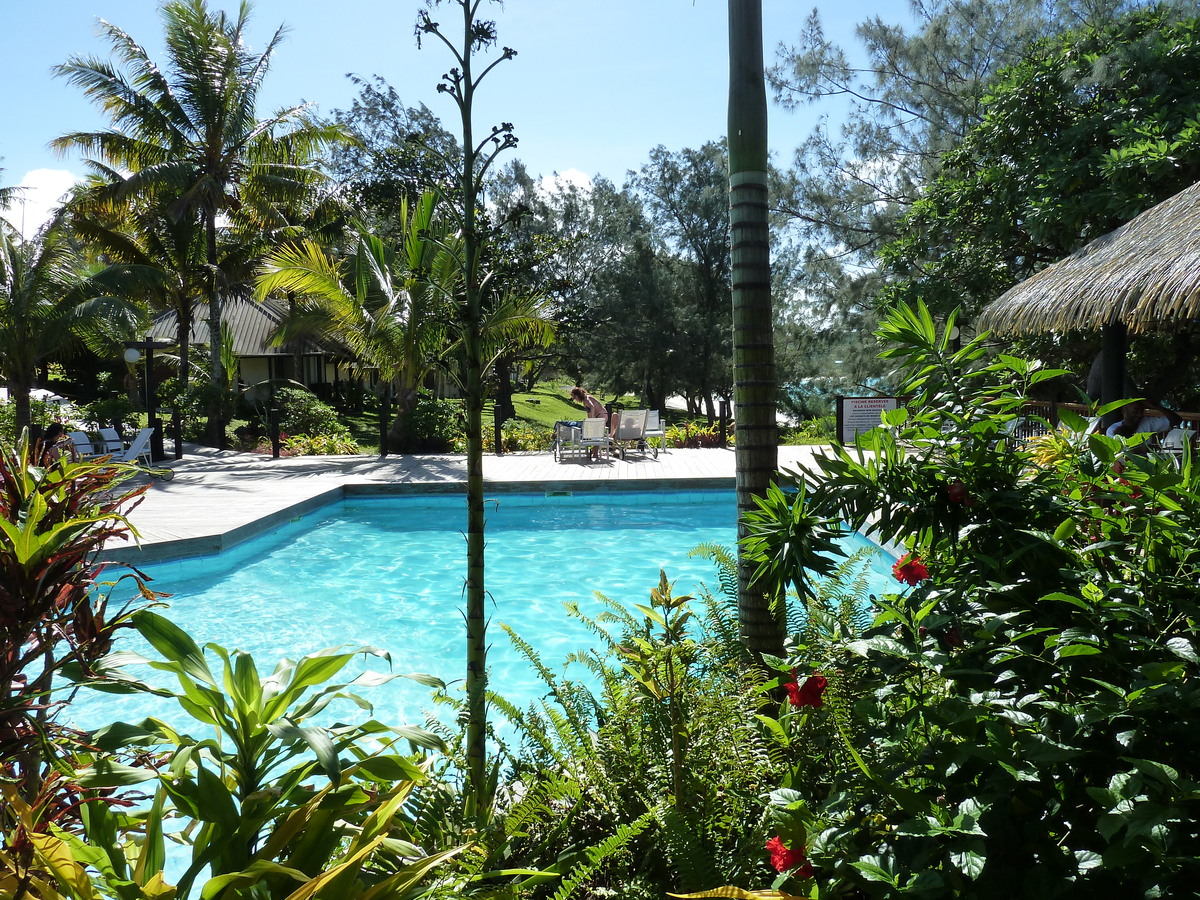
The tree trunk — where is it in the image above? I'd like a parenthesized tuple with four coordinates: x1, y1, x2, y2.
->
(205, 211, 225, 448)
(12, 378, 32, 436)
(729, 0, 782, 659)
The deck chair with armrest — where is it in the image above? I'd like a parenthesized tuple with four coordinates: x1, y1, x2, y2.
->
(118, 427, 174, 480)
(644, 410, 667, 457)
(68, 431, 102, 460)
(116, 427, 155, 467)
(578, 417, 611, 461)
(97, 427, 125, 455)
(610, 409, 649, 459)
(553, 421, 583, 462)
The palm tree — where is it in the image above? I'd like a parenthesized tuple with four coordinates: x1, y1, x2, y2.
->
(728, 0, 781, 658)
(256, 192, 554, 452)
(0, 169, 23, 233)
(255, 193, 455, 449)
(0, 221, 138, 434)
(70, 171, 207, 396)
(52, 0, 343, 446)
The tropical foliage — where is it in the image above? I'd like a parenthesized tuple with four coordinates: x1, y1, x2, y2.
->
(0, 433, 148, 895)
(53, 0, 344, 443)
(724, 302, 1200, 897)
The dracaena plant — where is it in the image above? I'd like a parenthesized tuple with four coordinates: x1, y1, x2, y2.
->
(57, 610, 457, 900)
(0, 430, 149, 898)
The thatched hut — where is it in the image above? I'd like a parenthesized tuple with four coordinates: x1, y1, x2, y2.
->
(979, 180, 1200, 409)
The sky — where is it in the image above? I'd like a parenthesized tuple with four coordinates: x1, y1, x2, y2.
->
(1, 0, 912, 239)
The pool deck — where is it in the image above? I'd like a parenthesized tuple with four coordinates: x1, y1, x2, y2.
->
(99, 444, 831, 564)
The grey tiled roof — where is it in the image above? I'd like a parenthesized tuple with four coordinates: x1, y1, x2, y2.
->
(148, 297, 349, 358)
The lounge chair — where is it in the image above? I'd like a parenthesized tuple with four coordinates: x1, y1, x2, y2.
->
(644, 410, 667, 457)
(610, 409, 649, 459)
(69, 431, 102, 460)
(553, 418, 609, 462)
(553, 420, 584, 462)
(116, 427, 155, 466)
(98, 426, 125, 454)
(579, 417, 611, 461)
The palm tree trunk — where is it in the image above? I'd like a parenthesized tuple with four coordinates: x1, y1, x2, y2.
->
(729, 0, 782, 658)
(205, 211, 225, 448)
(12, 378, 32, 437)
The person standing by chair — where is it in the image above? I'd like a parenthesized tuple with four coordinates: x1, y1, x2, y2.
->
(570, 387, 608, 424)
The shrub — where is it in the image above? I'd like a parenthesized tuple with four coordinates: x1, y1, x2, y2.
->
(404, 395, 463, 452)
(0, 398, 72, 443)
(283, 431, 362, 456)
(273, 386, 345, 438)
(665, 420, 733, 448)
(452, 418, 552, 453)
(74, 395, 137, 433)
(780, 415, 835, 444)
(737, 302, 1200, 898)
(0, 434, 149, 879)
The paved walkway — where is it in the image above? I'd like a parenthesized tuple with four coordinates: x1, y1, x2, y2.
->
(101, 444, 828, 563)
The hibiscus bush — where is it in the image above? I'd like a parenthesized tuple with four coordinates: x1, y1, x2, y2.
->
(745, 302, 1200, 897)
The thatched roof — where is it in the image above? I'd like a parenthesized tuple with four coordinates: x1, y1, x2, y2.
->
(979, 180, 1200, 335)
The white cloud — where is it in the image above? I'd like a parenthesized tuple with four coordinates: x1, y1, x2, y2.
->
(2, 169, 81, 240)
(539, 169, 593, 194)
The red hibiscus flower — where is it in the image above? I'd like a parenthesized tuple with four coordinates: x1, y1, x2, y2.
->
(782, 672, 802, 706)
(766, 835, 814, 876)
(794, 673, 828, 707)
(893, 553, 930, 586)
(947, 479, 975, 506)
(782, 670, 827, 707)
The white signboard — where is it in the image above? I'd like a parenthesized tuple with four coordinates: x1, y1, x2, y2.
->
(838, 396, 900, 443)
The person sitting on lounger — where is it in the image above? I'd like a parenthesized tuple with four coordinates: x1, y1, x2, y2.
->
(1105, 400, 1181, 441)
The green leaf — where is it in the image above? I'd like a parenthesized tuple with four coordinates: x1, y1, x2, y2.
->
(75, 760, 157, 787)
(852, 861, 898, 885)
(1165, 637, 1199, 663)
(353, 754, 426, 784)
(952, 849, 986, 879)
(134, 610, 216, 686)
(1057, 644, 1101, 658)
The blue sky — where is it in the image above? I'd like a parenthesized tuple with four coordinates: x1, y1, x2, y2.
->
(1, 0, 910, 236)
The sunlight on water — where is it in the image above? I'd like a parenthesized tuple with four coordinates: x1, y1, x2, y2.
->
(74, 491, 896, 732)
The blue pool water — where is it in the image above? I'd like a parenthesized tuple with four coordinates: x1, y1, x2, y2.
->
(73, 490, 896, 732)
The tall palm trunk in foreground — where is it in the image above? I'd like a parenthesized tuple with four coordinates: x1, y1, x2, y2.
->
(728, 0, 782, 658)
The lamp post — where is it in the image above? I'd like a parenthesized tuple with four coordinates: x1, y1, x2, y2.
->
(123, 338, 178, 461)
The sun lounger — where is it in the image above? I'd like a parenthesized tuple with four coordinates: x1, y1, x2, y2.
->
(644, 410, 667, 457)
(69, 431, 103, 460)
(553, 419, 610, 462)
(610, 409, 649, 459)
(98, 427, 125, 454)
(116, 427, 155, 467)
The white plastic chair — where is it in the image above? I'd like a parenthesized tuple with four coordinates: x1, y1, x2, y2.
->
(68, 431, 102, 460)
(98, 427, 125, 454)
(578, 417, 610, 461)
(644, 410, 667, 457)
(116, 427, 155, 466)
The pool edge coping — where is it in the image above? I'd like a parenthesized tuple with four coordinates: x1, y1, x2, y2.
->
(97, 477, 737, 566)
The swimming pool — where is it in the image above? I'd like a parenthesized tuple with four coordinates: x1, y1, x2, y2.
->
(73, 490, 897, 731)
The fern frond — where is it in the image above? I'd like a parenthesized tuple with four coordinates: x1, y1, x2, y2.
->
(549, 810, 654, 900)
